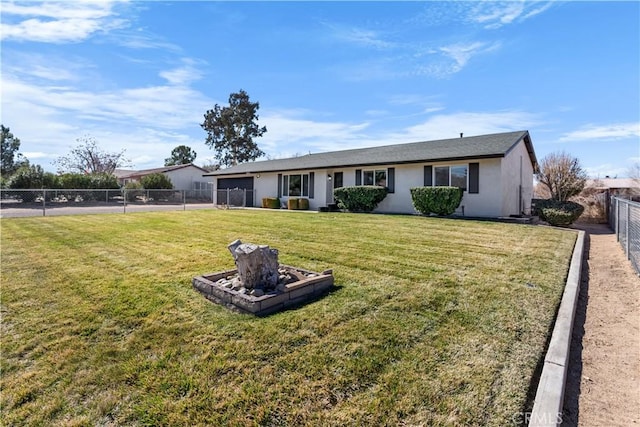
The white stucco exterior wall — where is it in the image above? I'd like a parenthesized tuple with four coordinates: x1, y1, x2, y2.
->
(500, 139, 534, 216)
(217, 141, 534, 218)
(165, 166, 209, 191)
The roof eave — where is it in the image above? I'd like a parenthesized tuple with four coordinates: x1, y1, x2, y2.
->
(206, 153, 507, 176)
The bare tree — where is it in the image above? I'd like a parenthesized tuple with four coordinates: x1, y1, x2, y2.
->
(536, 151, 587, 201)
(55, 136, 129, 175)
(628, 162, 640, 181)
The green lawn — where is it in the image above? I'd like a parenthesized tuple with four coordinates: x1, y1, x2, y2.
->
(1, 210, 576, 426)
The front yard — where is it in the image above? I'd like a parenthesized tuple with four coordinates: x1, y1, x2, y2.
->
(0, 210, 576, 426)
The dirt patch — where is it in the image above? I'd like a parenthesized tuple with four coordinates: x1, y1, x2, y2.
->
(563, 223, 640, 426)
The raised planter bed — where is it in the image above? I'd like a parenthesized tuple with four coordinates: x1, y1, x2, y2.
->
(193, 265, 334, 316)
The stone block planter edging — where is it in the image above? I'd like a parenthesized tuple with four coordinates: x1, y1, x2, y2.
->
(529, 230, 585, 426)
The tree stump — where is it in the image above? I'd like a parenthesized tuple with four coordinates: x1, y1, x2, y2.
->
(227, 239, 279, 290)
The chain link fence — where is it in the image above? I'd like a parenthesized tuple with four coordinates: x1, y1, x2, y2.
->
(609, 196, 640, 274)
(0, 188, 214, 217)
(216, 188, 255, 208)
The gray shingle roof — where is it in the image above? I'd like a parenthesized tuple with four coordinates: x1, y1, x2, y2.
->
(207, 130, 536, 176)
(117, 163, 208, 179)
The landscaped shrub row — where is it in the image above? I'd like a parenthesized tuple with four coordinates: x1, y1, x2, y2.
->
(261, 197, 310, 210)
(532, 198, 584, 226)
(262, 197, 280, 209)
(410, 186, 463, 216)
(333, 186, 388, 212)
(287, 198, 309, 210)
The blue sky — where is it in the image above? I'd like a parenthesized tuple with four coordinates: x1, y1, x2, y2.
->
(1, 1, 639, 177)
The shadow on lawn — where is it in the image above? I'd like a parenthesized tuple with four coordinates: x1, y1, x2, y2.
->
(255, 284, 344, 318)
(559, 227, 593, 426)
(517, 229, 590, 427)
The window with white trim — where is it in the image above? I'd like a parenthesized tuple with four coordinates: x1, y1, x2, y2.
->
(282, 173, 309, 197)
(363, 169, 387, 186)
(434, 165, 468, 191)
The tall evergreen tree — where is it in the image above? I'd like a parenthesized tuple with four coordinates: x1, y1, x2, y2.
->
(201, 90, 267, 167)
(165, 145, 197, 166)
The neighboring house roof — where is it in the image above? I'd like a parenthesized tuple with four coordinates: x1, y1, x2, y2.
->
(207, 130, 536, 176)
(586, 178, 640, 190)
(116, 163, 209, 180)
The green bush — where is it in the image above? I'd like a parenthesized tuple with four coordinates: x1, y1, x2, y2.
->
(56, 173, 119, 201)
(90, 173, 119, 189)
(262, 197, 280, 208)
(287, 198, 299, 210)
(7, 165, 59, 201)
(140, 173, 173, 190)
(534, 199, 584, 226)
(58, 173, 92, 189)
(140, 173, 173, 201)
(333, 186, 388, 212)
(298, 198, 309, 210)
(410, 186, 463, 216)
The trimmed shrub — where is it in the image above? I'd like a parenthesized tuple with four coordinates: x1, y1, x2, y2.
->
(287, 198, 299, 210)
(57, 173, 119, 201)
(533, 199, 584, 226)
(410, 186, 463, 216)
(262, 197, 280, 209)
(141, 173, 173, 201)
(333, 186, 388, 212)
(298, 198, 309, 210)
(90, 173, 119, 189)
(141, 173, 173, 190)
(7, 165, 59, 201)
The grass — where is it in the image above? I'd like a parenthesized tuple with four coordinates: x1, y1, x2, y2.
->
(0, 209, 577, 426)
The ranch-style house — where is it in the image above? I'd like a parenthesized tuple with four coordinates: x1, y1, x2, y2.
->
(204, 130, 538, 218)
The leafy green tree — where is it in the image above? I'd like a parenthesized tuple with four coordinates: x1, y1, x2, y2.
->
(1, 125, 28, 178)
(536, 151, 587, 201)
(201, 90, 267, 167)
(7, 165, 58, 190)
(140, 173, 174, 201)
(140, 173, 173, 189)
(165, 145, 197, 166)
(201, 162, 220, 172)
(58, 173, 119, 189)
(55, 135, 129, 175)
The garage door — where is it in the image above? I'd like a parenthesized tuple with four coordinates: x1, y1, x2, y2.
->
(217, 177, 255, 207)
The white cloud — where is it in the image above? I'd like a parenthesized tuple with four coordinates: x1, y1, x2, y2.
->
(1, 0, 129, 43)
(255, 109, 541, 159)
(259, 112, 371, 157)
(323, 22, 396, 50)
(584, 163, 629, 179)
(159, 58, 206, 86)
(3, 51, 96, 82)
(559, 122, 640, 141)
(468, 1, 555, 29)
(1, 61, 214, 170)
(341, 27, 396, 49)
(437, 41, 501, 74)
(385, 111, 540, 143)
(336, 39, 501, 81)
